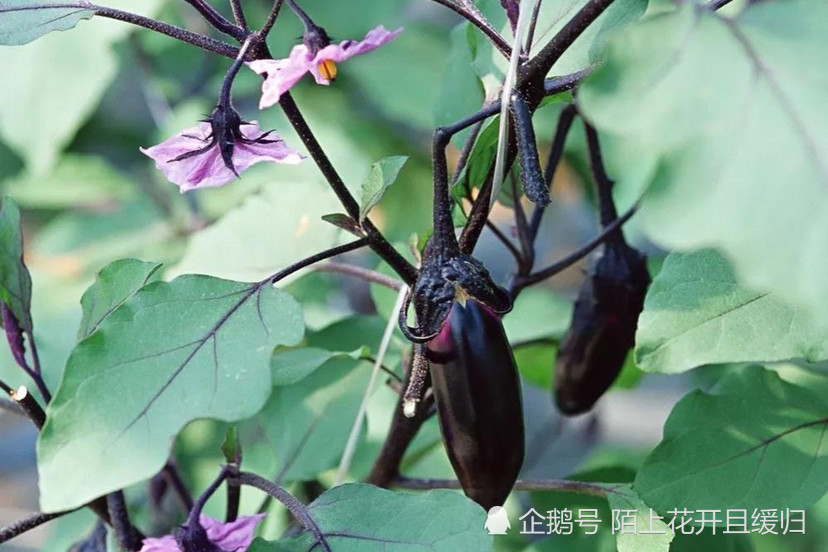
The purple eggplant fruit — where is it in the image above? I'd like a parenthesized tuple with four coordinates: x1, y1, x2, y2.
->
(427, 299, 524, 510)
(554, 239, 650, 415)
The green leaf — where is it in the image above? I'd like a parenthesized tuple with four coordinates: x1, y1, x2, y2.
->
(605, 484, 674, 552)
(4, 154, 136, 209)
(635, 367, 828, 514)
(77, 259, 162, 341)
(173, 183, 340, 282)
(250, 484, 491, 551)
(271, 346, 364, 387)
(531, 0, 649, 74)
(359, 156, 409, 222)
(636, 250, 828, 374)
(320, 213, 364, 237)
(452, 116, 499, 201)
(0, 197, 32, 331)
(434, 23, 485, 146)
(670, 530, 754, 552)
(578, 0, 828, 328)
(0, 1, 93, 45)
(37, 275, 304, 512)
(259, 357, 369, 483)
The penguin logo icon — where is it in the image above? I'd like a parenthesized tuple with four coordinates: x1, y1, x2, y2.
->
(484, 506, 510, 535)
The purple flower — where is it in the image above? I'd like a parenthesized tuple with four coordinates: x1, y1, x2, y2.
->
(139, 514, 265, 552)
(140, 106, 303, 192)
(248, 25, 403, 108)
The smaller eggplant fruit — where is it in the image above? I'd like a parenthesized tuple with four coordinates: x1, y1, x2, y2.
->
(427, 299, 524, 510)
(554, 239, 650, 415)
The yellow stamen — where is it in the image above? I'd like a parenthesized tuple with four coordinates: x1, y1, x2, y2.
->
(318, 59, 338, 81)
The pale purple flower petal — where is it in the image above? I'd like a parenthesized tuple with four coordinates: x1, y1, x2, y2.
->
(248, 47, 314, 109)
(138, 535, 178, 552)
(137, 514, 265, 552)
(140, 122, 303, 193)
(250, 25, 402, 108)
(203, 514, 266, 550)
(308, 25, 403, 85)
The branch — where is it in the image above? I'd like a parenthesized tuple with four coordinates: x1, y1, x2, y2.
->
(365, 354, 434, 488)
(584, 122, 619, 227)
(106, 492, 142, 551)
(187, 467, 228, 527)
(234, 471, 331, 552)
(278, 93, 418, 284)
(11, 386, 45, 428)
(161, 461, 194, 512)
(229, 0, 248, 29)
(314, 262, 404, 291)
(456, 72, 591, 255)
(522, 0, 615, 91)
(182, 0, 247, 41)
(87, 4, 240, 58)
(530, 104, 578, 240)
(486, 219, 524, 267)
(428, 0, 511, 58)
(260, 0, 285, 40)
(393, 477, 612, 498)
(266, 239, 371, 285)
(512, 203, 638, 291)
(0, 510, 74, 544)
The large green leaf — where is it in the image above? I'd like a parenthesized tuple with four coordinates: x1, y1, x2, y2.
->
(76, 258, 162, 340)
(636, 250, 828, 374)
(635, 367, 828, 514)
(578, 0, 828, 327)
(0, 1, 93, 45)
(0, 197, 32, 331)
(37, 275, 304, 512)
(172, 183, 340, 282)
(259, 357, 369, 483)
(530, 0, 649, 73)
(250, 484, 491, 552)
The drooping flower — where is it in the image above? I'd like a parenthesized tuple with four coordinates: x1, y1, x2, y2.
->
(140, 105, 303, 192)
(138, 514, 265, 552)
(248, 25, 402, 108)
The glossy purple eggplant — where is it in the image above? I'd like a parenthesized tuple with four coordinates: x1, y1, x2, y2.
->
(427, 299, 524, 510)
(554, 239, 650, 415)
